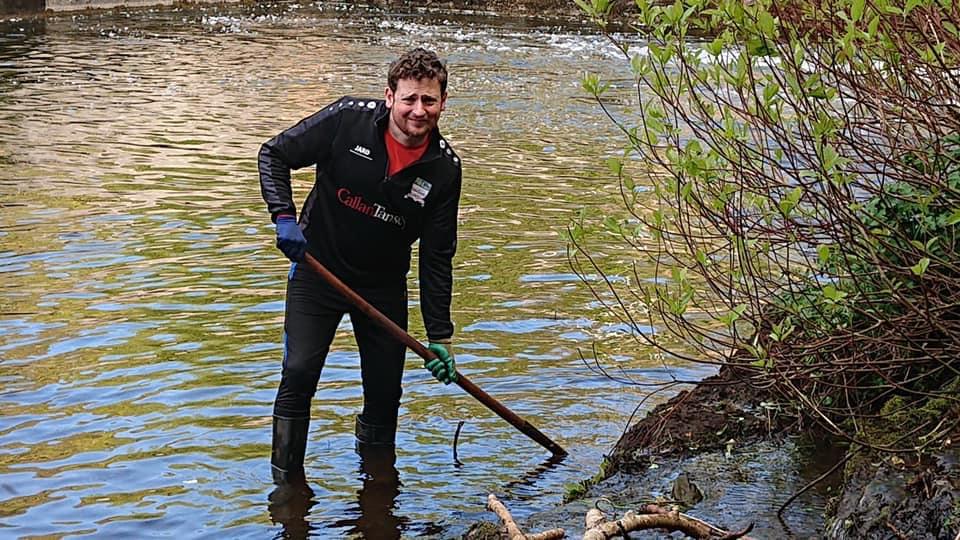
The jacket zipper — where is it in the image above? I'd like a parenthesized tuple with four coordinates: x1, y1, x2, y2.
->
(382, 142, 442, 184)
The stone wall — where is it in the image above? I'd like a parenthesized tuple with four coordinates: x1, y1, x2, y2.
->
(1, 0, 232, 14)
(45, 0, 180, 10)
(1, 0, 45, 15)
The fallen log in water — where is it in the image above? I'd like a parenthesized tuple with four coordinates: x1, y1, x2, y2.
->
(486, 494, 564, 540)
(583, 507, 754, 540)
(485, 494, 754, 540)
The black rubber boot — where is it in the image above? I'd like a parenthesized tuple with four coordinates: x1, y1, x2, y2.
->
(354, 415, 397, 449)
(271, 416, 310, 485)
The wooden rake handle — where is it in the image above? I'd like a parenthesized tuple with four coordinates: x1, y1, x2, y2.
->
(302, 253, 567, 457)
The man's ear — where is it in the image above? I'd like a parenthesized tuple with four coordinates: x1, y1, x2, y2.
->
(385, 87, 395, 108)
(440, 92, 448, 111)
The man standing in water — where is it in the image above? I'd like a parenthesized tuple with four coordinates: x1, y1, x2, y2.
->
(258, 48, 461, 485)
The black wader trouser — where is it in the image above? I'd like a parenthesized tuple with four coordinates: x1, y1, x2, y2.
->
(271, 262, 407, 484)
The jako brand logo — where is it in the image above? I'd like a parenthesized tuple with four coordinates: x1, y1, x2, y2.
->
(350, 145, 372, 160)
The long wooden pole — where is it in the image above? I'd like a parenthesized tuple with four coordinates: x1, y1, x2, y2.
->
(303, 253, 567, 457)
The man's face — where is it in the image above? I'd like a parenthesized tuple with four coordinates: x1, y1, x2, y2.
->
(385, 77, 446, 146)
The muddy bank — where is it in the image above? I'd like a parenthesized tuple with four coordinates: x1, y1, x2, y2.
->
(600, 371, 960, 539)
(825, 445, 960, 539)
(520, 438, 838, 537)
(513, 369, 838, 537)
(473, 367, 960, 538)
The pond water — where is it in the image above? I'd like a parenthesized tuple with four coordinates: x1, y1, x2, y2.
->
(0, 2, 819, 538)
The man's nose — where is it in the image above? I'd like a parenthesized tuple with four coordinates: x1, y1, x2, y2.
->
(412, 100, 426, 115)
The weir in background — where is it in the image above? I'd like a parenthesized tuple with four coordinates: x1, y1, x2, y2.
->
(1, 0, 214, 15)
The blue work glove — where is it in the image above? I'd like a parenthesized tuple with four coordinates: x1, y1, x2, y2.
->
(425, 340, 457, 384)
(275, 215, 307, 262)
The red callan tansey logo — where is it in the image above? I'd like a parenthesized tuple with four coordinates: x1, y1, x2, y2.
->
(337, 188, 406, 228)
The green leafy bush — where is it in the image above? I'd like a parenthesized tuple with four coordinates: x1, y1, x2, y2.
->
(572, 0, 960, 451)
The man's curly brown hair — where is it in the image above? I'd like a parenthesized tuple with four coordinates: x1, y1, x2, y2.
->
(387, 48, 448, 94)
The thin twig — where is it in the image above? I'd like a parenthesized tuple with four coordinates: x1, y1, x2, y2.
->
(453, 420, 465, 466)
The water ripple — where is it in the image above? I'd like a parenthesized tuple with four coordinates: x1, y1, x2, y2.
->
(0, 3, 822, 538)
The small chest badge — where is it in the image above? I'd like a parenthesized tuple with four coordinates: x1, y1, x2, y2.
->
(405, 177, 432, 207)
(350, 144, 373, 160)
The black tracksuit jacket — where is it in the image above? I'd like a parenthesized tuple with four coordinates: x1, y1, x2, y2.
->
(258, 96, 461, 340)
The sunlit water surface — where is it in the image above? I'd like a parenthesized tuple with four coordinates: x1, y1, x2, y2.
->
(0, 3, 819, 538)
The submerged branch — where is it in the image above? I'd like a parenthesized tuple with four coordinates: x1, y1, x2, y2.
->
(583, 506, 754, 540)
(486, 494, 564, 540)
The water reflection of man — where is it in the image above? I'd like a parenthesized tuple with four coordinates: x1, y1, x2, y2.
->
(267, 480, 314, 538)
(257, 48, 461, 490)
(337, 445, 406, 539)
(269, 446, 405, 539)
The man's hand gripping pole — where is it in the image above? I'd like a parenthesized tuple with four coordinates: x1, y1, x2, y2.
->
(301, 253, 568, 457)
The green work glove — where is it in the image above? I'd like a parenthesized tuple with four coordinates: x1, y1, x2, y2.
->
(425, 340, 457, 384)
